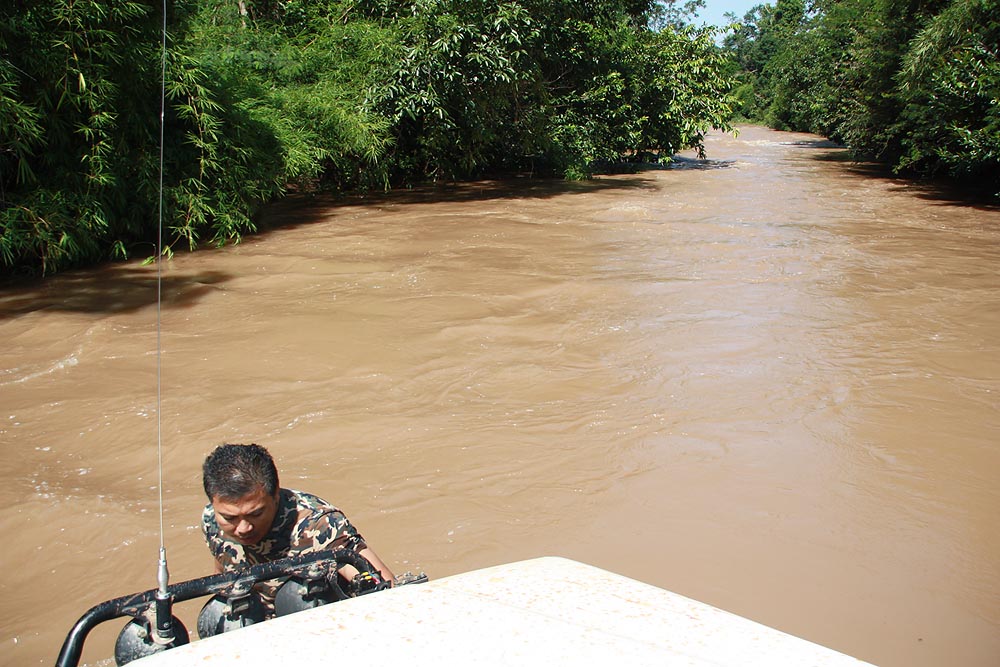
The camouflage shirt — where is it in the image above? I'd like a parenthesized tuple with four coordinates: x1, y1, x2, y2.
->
(202, 488, 368, 571)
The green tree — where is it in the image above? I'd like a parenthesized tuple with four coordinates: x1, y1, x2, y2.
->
(367, 0, 541, 180)
(896, 0, 1000, 186)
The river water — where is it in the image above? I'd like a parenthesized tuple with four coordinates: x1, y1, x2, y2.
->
(1, 125, 998, 666)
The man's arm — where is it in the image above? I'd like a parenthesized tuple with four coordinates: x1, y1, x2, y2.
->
(312, 506, 395, 584)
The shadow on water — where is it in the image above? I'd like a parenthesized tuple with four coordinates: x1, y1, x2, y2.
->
(801, 141, 1000, 212)
(319, 173, 657, 205)
(256, 164, 732, 237)
(1, 175, 655, 306)
(590, 155, 735, 172)
(781, 139, 844, 149)
(662, 156, 736, 170)
(0, 265, 232, 319)
(254, 174, 662, 234)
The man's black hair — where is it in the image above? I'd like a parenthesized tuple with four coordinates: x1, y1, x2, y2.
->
(202, 443, 280, 500)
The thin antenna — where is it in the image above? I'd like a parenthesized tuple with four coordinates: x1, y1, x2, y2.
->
(156, 0, 169, 596)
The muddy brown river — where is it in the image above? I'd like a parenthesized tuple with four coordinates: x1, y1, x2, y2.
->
(1, 125, 998, 666)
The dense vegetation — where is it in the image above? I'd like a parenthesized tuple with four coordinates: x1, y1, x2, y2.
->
(724, 0, 999, 193)
(6, 0, 993, 277)
(0, 0, 734, 275)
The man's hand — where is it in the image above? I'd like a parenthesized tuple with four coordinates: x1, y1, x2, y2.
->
(357, 547, 395, 584)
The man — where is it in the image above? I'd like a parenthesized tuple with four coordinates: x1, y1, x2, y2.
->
(201, 443, 395, 603)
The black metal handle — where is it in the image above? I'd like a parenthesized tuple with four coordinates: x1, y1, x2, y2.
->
(55, 549, 378, 667)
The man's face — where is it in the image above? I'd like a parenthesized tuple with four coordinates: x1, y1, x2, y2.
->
(212, 485, 279, 546)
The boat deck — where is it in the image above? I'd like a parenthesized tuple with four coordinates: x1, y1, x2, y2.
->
(135, 557, 875, 666)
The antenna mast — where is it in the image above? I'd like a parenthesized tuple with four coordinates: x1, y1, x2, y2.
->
(155, 0, 170, 599)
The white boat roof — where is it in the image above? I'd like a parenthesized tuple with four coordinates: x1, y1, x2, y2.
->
(136, 557, 875, 666)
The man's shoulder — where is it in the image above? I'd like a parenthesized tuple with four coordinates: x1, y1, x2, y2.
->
(277, 488, 359, 553)
(283, 488, 338, 514)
